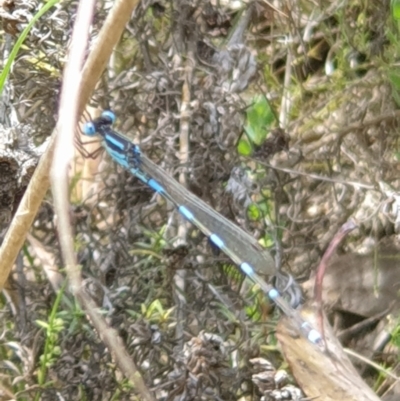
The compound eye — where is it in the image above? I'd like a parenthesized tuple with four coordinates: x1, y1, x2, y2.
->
(83, 122, 97, 136)
(102, 110, 116, 124)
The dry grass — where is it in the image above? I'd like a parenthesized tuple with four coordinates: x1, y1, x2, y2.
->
(0, 0, 399, 399)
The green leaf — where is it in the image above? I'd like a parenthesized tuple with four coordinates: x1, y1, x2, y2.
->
(36, 320, 50, 330)
(145, 299, 165, 319)
(388, 71, 400, 90)
(53, 318, 65, 331)
(237, 138, 252, 156)
(247, 204, 261, 221)
(392, 0, 400, 20)
(244, 96, 276, 145)
(388, 71, 400, 106)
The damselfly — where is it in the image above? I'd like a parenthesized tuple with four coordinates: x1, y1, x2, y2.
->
(83, 111, 323, 347)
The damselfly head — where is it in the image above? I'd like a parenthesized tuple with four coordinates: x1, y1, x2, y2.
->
(83, 111, 116, 137)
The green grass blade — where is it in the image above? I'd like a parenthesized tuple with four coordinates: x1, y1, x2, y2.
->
(0, 0, 61, 95)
